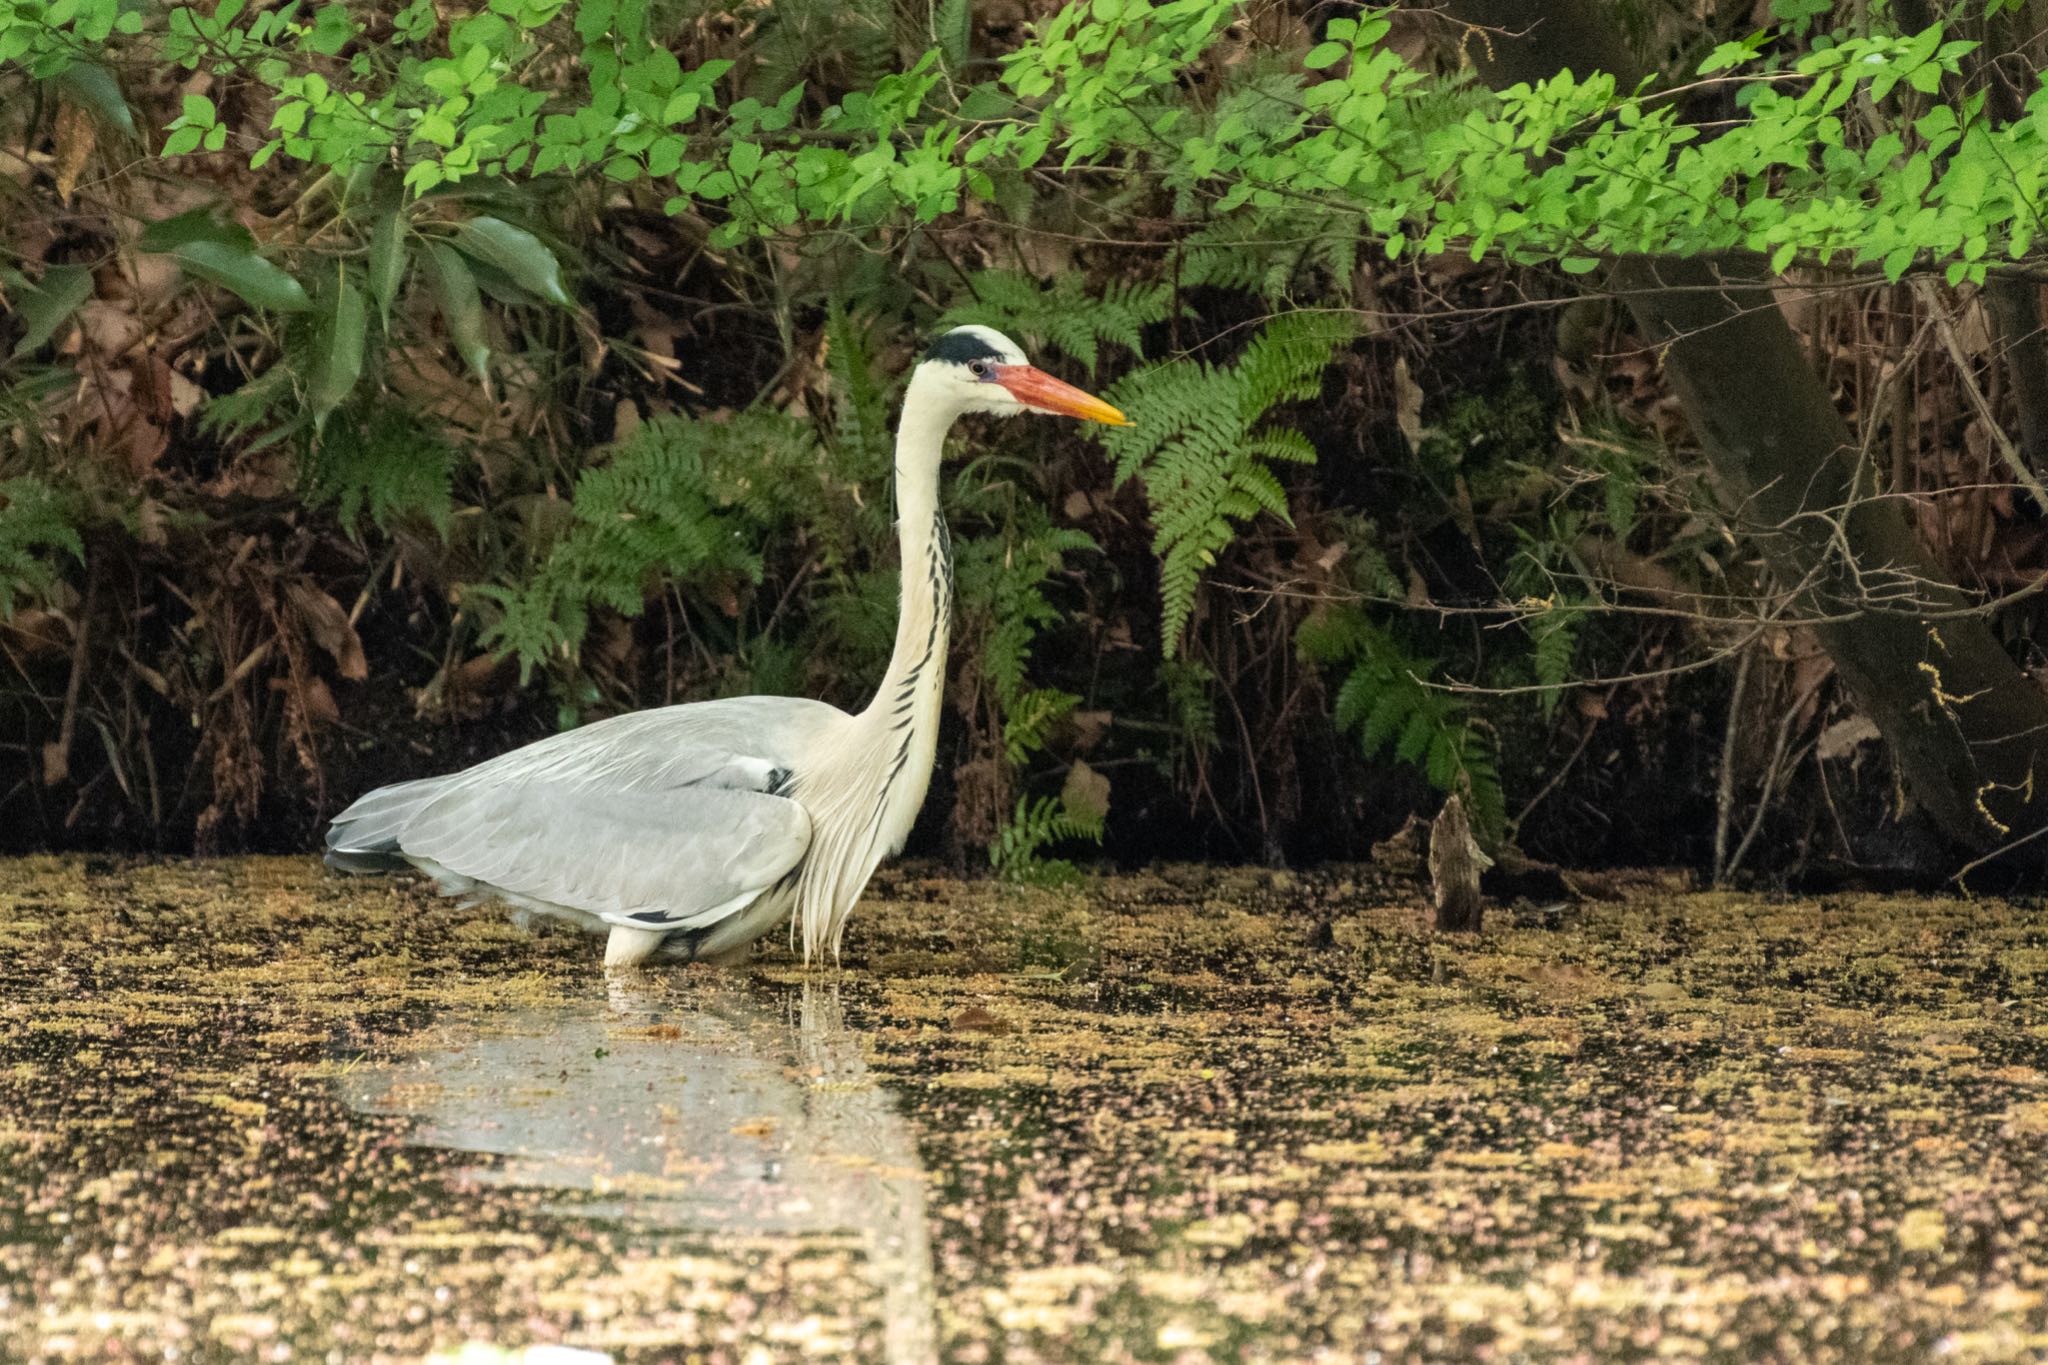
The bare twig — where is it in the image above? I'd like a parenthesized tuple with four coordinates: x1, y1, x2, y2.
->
(1911, 276, 2048, 514)
(1712, 644, 1752, 885)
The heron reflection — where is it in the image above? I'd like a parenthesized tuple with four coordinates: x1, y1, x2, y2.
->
(338, 979, 936, 1365)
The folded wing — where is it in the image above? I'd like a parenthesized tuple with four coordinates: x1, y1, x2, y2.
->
(400, 777, 810, 929)
(327, 697, 840, 934)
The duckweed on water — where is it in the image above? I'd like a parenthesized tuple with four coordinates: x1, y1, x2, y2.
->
(3, 858, 2048, 1361)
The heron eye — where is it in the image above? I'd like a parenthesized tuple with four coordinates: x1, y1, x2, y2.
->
(968, 359, 989, 377)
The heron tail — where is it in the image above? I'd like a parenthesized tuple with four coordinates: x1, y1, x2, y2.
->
(323, 776, 448, 873)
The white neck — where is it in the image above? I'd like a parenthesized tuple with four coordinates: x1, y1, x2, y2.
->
(861, 371, 954, 727)
(795, 370, 960, 960)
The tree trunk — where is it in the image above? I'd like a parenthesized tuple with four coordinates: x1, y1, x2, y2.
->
(1436, 0, 2048, 857)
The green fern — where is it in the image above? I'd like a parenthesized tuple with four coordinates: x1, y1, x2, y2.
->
(825, 306, 894, 476)
(1097, 313, 1353, 653)
(199, 367, 296, 449)
(934, 270, 1174, 372)
(1158, 656, 1219, 764)
(1001, 686, 1080, 766)
(1527, 606, 1583, 721)
(1299, 604, 1506, 845)
(808, 306, 899, 564)
(990, 793, 1104, 886)
(744, 0, 897, 102)
(1505, 512, 1589, 721)
(931, 0, 973, 70)
(0, 476, 82, 618)
(949, 479, 1099, 870)
(304, 405, 455, 535)
(954, 506, 1097, 707)
(1177, 209, 1359, 301)
(814, 563, 902, 682)
(472, 414, 785, 678)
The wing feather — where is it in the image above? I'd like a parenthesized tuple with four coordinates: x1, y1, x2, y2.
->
(401, 781, 811, 929)
(329, 695, 844, 933)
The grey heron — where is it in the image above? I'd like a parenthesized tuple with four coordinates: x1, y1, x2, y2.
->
(324, 325, 1128, 967)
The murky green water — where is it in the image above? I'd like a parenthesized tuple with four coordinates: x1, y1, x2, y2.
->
(4, 857, 2048, 1362)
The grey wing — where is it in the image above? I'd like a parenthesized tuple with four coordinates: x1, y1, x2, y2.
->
(325, 695, 842, 930)
(398, 779, 811, 930)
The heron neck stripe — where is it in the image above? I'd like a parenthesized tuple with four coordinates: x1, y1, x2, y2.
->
(852, 512, 954, 858)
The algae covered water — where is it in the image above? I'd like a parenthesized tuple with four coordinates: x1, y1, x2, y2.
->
(4, 857, 2048, 1361)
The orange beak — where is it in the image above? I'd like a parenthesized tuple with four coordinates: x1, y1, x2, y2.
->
(993, 365, 1130, 426)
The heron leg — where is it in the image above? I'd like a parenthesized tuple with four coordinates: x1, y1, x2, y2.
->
(603, 924, 668, 967)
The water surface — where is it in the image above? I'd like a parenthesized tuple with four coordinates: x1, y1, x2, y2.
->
(3, 858, 2048, 1361)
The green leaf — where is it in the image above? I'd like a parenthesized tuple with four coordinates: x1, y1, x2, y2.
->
(8, 264, 94, 356)
(140, 206, 249, 252)
(54, 62, 136, 137)
(310, 274, 367, 431)
(174, 240, 314, 312)
(451, 216, 571, 307)
(1304, 41, 1346, 69)
(426, 242, 490, 385)
(368, 209, 407, 331)
(955, 82, 1012, 121)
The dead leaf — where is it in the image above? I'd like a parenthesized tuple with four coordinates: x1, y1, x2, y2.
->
(612, 398, 641, 441)
(1060, 757, 1110, 824)
(0, 608, 69, 659)
(1816, 713, 1881, 762)
(1064, 709, 1112, 754)
(1429, 793, 1494, 934)
(1405, 565, 1434, 609)
(131, 354, 174, 423)
(273, 674, 339, 725)
(168, 368, 204, 417)
(76, 301, 143, 358)
(1954, 300, 1992, 358)
(53, 100, 94, 204)
(1393, 355, 1426, 450)
(285, 582, 369, 681)
(951, 1005, 1015, 1035)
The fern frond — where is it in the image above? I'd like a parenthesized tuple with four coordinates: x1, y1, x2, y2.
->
(306, 405, 455, 535)
(1528, 606, 1582, 721)
(931, 0, 973, 69)
(744, 0, 896, 102)
(954, 505, 1097, 711)
(990, 793, 1104, 886)
(935, 270, 1173, 372)
(0, 476, 82, 617)
(1003, 687, 1079, 766)
(1301, 604, 1506, 847)
(825, 306, 894, 478)
(1159, 657, 1219, 760)
(1176, 206, 1360, 301)
(1097, 315, 1353, 652)
(200, 368, 296, 447)
(472, 413, 797, 679)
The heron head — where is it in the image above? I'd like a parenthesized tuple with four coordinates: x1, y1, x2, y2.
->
(916, 325, 1129, 426)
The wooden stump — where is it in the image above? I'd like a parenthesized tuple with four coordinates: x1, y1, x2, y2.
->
(1429, 794, 1492, 934)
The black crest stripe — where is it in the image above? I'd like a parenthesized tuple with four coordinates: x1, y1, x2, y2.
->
(923, 330, 1008, 365)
